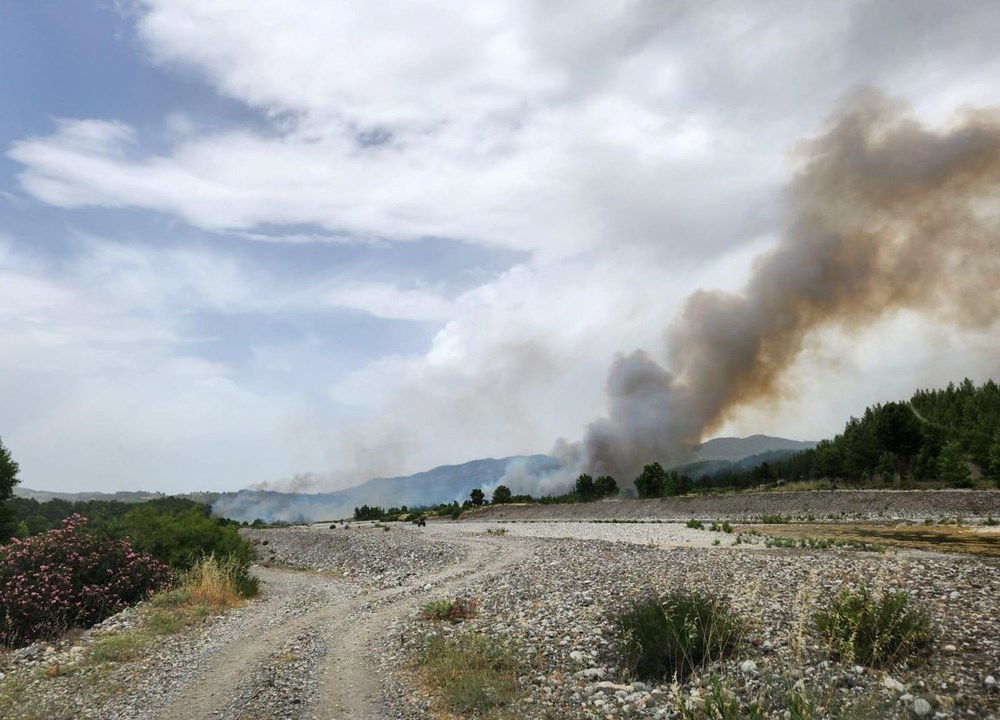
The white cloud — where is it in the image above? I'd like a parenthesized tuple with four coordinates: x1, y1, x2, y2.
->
(66, 233, 454, 321)
(0, 236, 459, 492)
(321, 282, 453, 322)
(12, 1, 998, 264)
(0, 240, 316, 492)
(5, 1, 1000, 492)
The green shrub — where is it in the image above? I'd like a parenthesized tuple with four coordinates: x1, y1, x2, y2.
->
(113, 505, 252, 570)
(764, 536, 797, 548)
(813, 585, 932, 667)
(419, 596, 479, 622)
(686, 519, 704, 530)
(419, 633, 523, 713)
(0, 515, 172, 648)
(614, 590, 744, 681)
(721, 521, 733, 533)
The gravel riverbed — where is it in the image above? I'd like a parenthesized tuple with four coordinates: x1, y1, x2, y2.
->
(403, 522, 1000, 719)
(1, 519, 997, 719)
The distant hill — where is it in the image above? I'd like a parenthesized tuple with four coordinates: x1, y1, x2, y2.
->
(670, 449, 811, 481)
(211, 454, 562, 523)
(692, 435, 817, 462)
(14, 487, 169, 504)
(210, 438, 814, 523)
(14, 487, 221, 505)
(14, 435, 816, 524)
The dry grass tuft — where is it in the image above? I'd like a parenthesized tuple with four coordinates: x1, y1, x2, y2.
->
(184, 553, 258, 608)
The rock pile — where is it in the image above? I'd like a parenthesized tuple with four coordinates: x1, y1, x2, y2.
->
(241, 523, 466, 589)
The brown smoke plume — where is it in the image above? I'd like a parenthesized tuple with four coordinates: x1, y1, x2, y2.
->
(577, 90, 1000, 481)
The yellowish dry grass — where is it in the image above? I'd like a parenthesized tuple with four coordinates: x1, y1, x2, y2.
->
(184, 554, 247, 608)
(741, 522, 1000, 556)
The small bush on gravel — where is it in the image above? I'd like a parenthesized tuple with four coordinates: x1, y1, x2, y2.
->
(419, 632, 523, 713)
(700, 676, 764, 720)
(419, 596, 479, 622)
(184, 553, 259, 606)
(0, 515, 172, 648)
(686, 519, 704, 530)
(813, 585, 932, 667)
(614, 590, 744, 681)
(88, 632, 147, 663)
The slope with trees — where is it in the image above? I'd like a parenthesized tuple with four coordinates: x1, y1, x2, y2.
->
(696, 379, 1000, 490)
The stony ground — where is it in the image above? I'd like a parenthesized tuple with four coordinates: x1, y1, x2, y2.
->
(469, 489, 1000, 523)
(1, 518, 998, 719)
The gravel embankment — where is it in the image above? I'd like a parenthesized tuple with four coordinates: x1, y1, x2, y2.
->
(241, 523, 468, 588)
(467, 489, 1000, 522)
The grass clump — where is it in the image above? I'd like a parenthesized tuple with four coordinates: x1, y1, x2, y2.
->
(184, 553, 259, 607)
(686, 519, 704, 530)
(88, 633, 147, 663)
(419, 596, 479, 622)
(701, 675, 763, 720)
(418, 632, 523, 714)
(614, 590, 744, 681)
(82, 554, 260, 669)
(813, 585, 932, 667)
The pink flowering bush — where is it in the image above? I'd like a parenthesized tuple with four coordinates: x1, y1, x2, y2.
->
(0, 514, 172, 648)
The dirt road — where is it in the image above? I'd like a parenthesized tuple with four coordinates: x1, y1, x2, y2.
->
(154, 531, 531, 719)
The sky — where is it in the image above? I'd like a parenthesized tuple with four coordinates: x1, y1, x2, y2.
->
(1, 0, 999, 494)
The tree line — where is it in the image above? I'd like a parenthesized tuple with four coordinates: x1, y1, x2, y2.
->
(694, 379, 1000, 490)
(1, 475, 252, 570)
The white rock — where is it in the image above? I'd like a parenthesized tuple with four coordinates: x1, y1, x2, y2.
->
(912, 698, 932, 717)
(569, 650, 585, 663)
(943, 644, 957, 653)
(595, 681, 631, 693)
(882, 676, 905, 693)
(740, 660, 758, 674)
(985, 675, 996, 688)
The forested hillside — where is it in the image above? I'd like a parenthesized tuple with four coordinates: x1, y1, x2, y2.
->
(710, 379, 1000, 489)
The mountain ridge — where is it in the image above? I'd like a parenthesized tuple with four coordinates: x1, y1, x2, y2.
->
(17, 435, 816, 522)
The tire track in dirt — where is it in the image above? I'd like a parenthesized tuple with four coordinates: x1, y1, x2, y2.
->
(315, 533, 538, 719)
(155, 531, 536, 720)
(156, 567, 353, 720)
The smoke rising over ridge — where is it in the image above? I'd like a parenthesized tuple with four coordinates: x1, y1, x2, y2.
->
(576, 91, 1000, 481)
